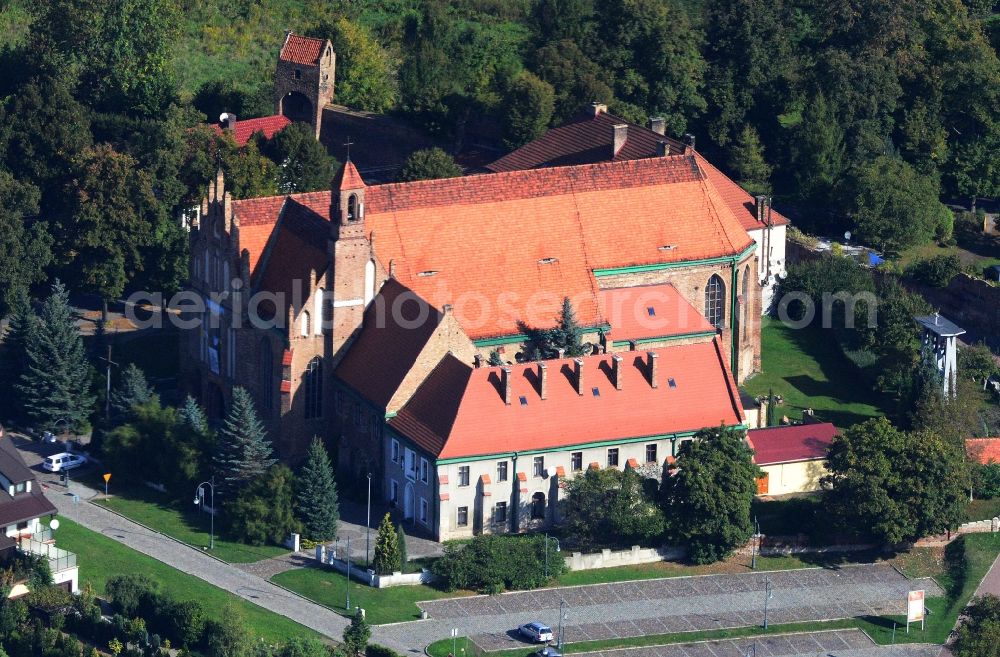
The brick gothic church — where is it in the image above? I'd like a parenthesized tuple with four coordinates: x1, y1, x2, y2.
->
(181, 35, 788, 541)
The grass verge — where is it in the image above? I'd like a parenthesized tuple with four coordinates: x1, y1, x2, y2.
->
(743, 319, 895, 428)
(271, 567, 467, 625)
(52, 517, 318, 644)
(95, 483, 287, 563)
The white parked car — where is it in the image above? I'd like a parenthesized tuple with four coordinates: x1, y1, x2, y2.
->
(519, 623, 553, 643)
(42, 452, 87, 472)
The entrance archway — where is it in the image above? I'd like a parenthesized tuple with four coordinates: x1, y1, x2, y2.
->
(280, 91, 313, 124)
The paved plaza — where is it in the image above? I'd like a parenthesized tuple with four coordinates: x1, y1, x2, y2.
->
(373, 565, 940, 651)
(573, 629, 938, 657)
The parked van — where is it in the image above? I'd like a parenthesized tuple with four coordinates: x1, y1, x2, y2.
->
(42, 453, 87, 472)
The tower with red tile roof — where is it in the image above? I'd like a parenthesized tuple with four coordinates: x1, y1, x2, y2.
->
(274, 32, 335, 140)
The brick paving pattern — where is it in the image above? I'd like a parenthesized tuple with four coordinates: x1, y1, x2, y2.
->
(574, 629, 937, 657)
(377, 565, 940, 651)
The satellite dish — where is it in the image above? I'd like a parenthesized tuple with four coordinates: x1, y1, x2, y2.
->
(219, 112, 229, 123)
(844, 231, 852, 241)
(49, 519, 60, 531)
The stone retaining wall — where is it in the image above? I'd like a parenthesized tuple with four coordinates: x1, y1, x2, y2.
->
(564, 545, 685, 571)
(314, 545, 434, 588)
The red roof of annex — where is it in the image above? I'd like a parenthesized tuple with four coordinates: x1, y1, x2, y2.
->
(747, 423, 837, 465)
(211, 115, 291, 147)
(967, 438, 1000, 465)
(390, 337, 744, 460)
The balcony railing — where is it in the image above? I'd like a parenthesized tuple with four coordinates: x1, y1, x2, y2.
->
(17, 535, 77, 573)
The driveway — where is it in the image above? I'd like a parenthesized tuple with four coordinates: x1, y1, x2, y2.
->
(376, 565, 940, 651)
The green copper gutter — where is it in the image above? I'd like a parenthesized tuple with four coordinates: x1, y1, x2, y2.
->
(610, 330, 717, 348)
(592, 243, 757, 278)
(473, 323, 611, 348)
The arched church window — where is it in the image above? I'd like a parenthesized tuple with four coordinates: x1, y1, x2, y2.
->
(705, 274, 726, 329)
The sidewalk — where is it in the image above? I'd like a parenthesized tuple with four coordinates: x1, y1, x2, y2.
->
(48, 481, 354, 644)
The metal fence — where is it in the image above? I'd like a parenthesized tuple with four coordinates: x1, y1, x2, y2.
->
(18, 537, 77, 573)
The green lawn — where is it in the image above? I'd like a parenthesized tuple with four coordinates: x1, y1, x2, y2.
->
(95, 483, 287, 563)
(271, 567, 467, 625)
(52, 518, 318, 644)
(744, 318, 895, 429)
(552, 553, 820, 587)
(966, 498, 1000, 523)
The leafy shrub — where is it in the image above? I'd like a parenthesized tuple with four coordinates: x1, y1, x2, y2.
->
(105, 575, 157, 618)
(907, 254, 962, 287)
(367, 645, 402, 657)
(432, 534, 566, 593)
(975, 463, 1000, 500)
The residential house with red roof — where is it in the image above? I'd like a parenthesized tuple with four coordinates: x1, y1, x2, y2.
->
(488, 104, 790, 312)
(747, 423, 837, 496)
(181, 147, 761, 537)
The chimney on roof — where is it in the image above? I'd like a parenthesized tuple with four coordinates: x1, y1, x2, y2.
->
(442, 304, 453, 316)
(590, 102, 607, 117)
(613, 124, 628, 158)
(649, 117, 666, 135)
(557, 348, 566, 359)
(573, 358, 585, 395)
(220, 112, 237, 131)
(754, 195, 769, 223)
(647, 351, 659, 388)
(612, 354, 623, 390)
(656, 141, 670, 157)
(502, 366, 512, 405)
(683, 133, 696, 153)
(389, 260, 396, 278)
(474, 354, 483, 369)
(538, 362, 548, 400)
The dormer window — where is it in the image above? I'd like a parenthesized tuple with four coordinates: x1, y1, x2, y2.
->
(347, 194, 358, 222)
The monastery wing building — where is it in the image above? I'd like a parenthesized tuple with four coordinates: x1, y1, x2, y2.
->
(182, 148, 760, 540)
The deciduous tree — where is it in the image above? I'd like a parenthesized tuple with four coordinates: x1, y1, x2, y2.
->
(265, 122, 337, 194)
(397, 148, 462, 182)
(308, 17, 397, 113)
(501, 72, 555, 149)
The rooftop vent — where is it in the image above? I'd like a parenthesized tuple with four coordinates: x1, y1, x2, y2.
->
(519, 395, 528, 406)
(592, 387, 600, 397)
(538, 257, 559, 265)
(667, 378, 677, 388)
(417, 270, 438, 277)
(647, 307, 656, 317)
(658, 244, 676, 251)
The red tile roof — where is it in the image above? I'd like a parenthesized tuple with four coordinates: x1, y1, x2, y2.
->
(599, 283, 715, 343)
(487, 110, 686, 173)
(335, 280, 446, 411)
(211, 115, 291, 147)
(486, 108, 789, 232)
(746, 423, 837, 465)
(966, 438, 1000, 465)
(279, 33, 326, 65)
(390, 338, 744, 460)
(231, 155, 753, 340)
(333, 160, 365, 191)
(694, 154, 789, 231)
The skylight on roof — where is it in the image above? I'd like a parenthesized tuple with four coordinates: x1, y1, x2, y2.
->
(667, 378, 677, 388)
(647, 307, 656, 317)
(417, 270, 439, 277)
(592, 387, 600, 397)
(538, 257, 559, 265)
(519, 396, 528, 406)
(658, 244, 676, 251)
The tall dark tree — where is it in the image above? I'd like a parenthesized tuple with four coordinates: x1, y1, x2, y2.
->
(16, 281, 95, 432)
(342, 610, 371, 657)
(728, 125, 771, 195)
(265, 122, 337, 194)
(0, 289, 38, 421)
(789, 92, 846, 210)
(661, 425, 758, 564)
(295, 438, 340, 541)
(823, 417, 968, 545)
(532, 40, 613, 123)
(109, 363, 154, 420)
(501, 72, 555, 148)
(520, 297, 588, 360)
(227, 464, 300, 545)
(56, 144, 163, 320)
(213, 387, 276, 495)
(372, 512, 401, 575)
(0, 172, 52, 317)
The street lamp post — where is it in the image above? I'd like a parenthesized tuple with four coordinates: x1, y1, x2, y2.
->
(544, 534, 560, 578)
(744, 642, 756, 657)
(366, 472, 372, 567)
(193, 477, 215, 550)
(346, 535, 352, 611)
(557, 600, 568, 650)
(762, 574, 773, 629)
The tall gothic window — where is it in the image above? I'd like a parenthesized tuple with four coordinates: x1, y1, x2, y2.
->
(705, 274, 726, 329)
(742, 267, 750, 341)
(304, 357, 322, 419)
(260, 341, 273, 411)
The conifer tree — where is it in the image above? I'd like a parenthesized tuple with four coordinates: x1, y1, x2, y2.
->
(296, 438, 340, 541)
(109, 363, 154, 420)
(213, 387, 276, 495)
(1, 288, 37, 421)
(487, 350, 504, 366)
(178, 395, 210, 436)
(16, 281, 95, 432)
(341, 610, 370, 657)
(395, 521, 408, 570)
(728, 125, 772, 195)
(372, 512, 400, 575)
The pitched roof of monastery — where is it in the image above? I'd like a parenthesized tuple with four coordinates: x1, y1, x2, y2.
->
(746, 423, 837, 465)
(334, 279, 445, 410)
(230, 155, 754, 340)
(598, 283, 716, 343)
(279, 33, 326, 65)
(487, 109, 789, 232)
(210, 115, 291, 147)
(389, 337, 744, 459)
